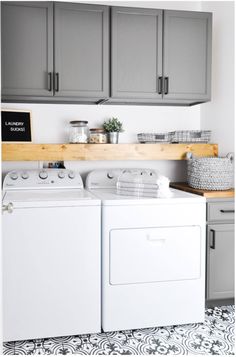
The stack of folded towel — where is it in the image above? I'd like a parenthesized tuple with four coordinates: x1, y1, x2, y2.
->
(116, 169, 172, 198)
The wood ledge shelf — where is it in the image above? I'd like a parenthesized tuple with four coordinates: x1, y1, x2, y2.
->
(2, 143, 218, 161)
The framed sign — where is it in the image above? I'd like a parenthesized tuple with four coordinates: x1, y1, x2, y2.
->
(1, 109, 32, 142)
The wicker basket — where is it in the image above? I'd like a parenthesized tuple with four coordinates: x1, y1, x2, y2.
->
(171, 130, 211, 143)
(137, 132, 173, 143)
(186, 152, 234, 190)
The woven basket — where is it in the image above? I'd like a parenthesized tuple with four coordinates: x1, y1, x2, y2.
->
(171, 130, 211, 143)
(137, 132, 173, 143)
(186, 152, 234, 190)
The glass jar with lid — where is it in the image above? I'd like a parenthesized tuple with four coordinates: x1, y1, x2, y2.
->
(69, 121, 89, 143)
(89, 128, 107, 144)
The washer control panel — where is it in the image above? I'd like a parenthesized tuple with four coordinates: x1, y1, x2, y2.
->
(3, 169, 83, 190)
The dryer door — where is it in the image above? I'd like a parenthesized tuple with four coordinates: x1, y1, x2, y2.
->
(109, 226, 202, 285)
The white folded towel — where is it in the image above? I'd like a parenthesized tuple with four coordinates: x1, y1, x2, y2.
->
(118, 169, 169, 185)
(117, 181, 160, 189)
(117, 188, 173, 198)
(116, 169, 172, 198)
(117, 186, 166, 194)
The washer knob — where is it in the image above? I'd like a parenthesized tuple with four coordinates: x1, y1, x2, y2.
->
(68, 171, 75, 179)
(21, 172, 29, 180)
(39, 170, 48, 180)
(10, 172, 18, 180)
(107, 172, 114, 179)
(58, 171, 65, 179)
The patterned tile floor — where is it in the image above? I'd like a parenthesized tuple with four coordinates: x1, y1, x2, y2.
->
(3, 305, 235, 355)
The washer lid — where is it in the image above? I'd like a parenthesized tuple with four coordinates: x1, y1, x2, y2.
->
(89, 188, 205, 205)
(2, 189, 100, 208)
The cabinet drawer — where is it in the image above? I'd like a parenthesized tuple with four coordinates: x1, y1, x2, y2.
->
(207, 202, 234, 222)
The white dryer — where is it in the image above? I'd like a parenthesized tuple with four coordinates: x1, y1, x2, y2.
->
(2, 169, 101, 341)
(86, 169, 206, 332)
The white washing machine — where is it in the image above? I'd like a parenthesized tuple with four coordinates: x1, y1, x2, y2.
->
(86, 169, 206, 332)
(2, 169, 101, 341)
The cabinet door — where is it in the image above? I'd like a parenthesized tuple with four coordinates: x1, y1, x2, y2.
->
(163, 10, 212, 101)
(54, 3, 109, 99)
(1, 2, 53, 97)
(207, 224, 234, 300)
(111, 7, 163, 99)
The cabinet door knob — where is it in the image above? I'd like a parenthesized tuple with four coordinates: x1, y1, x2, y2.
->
(164, 77, 169, 95)
(157, 77, 163, 94)
(54, 73, 59, 92)
(220, 209, 235, 213)
(210, 229, 215, 249)
(47, 72, 52, 91)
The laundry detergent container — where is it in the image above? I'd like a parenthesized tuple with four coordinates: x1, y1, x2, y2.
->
(187, 152, 234, 190)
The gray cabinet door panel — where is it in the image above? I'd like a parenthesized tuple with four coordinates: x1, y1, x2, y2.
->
(111, 7, 163, 99)
(54, 3, 109, 98)
(207, 224, 234, 300)
(1, 2, 53, 97)
(163, 10, 212, 100)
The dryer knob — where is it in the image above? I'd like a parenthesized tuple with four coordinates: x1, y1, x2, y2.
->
(39, 170, 48, 180)
(58, 171, 65, 179)
(21, 172, 29, 180)
(10, 172, 18, 180)
(68, 171, 75, 179)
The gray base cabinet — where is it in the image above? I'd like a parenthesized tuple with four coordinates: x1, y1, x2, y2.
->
(206, 199, 235, 301)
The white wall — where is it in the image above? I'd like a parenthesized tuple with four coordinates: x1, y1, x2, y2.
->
(1, 102, 200, 180)
(200, 1, 234, 156)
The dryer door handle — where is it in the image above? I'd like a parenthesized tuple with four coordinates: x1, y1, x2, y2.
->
(146, 235, 166, 245)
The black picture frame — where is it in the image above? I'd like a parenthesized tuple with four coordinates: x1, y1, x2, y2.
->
(1, 109, 32, 142)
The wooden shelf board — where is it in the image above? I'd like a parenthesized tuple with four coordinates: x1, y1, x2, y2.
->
(171, 182, 234, 198)
(2, 143, 218, 161)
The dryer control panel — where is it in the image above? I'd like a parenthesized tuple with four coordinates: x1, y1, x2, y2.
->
(3, 169, 83, 190)
(86, 169, 125, 189)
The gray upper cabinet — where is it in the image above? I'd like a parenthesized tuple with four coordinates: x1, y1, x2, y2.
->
(111, 7, 163, 99)
(110, 7, 212, 104)
(1, 3, 212, 105)
(1, 1, 109, 102)
(163, 10, 212, 101)
(54, 3, 109, 99)
(1, 2, 53, 97)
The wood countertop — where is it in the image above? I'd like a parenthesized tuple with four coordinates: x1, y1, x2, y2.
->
(170, 182, 234, 198)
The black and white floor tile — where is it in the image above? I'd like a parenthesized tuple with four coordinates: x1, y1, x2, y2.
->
(3, 305, 235, 355)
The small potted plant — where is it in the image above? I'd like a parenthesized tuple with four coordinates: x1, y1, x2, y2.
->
(103, 117, 124, 144)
